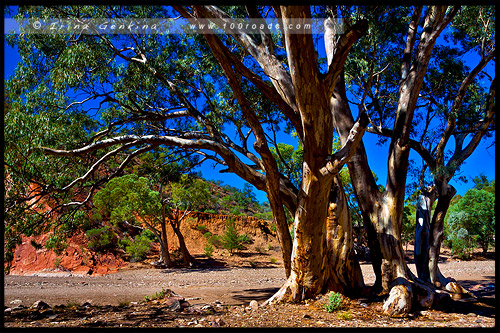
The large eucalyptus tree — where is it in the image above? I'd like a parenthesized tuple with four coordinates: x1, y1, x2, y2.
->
(6, 5, 368, 302)
(335, 5, 494, 314)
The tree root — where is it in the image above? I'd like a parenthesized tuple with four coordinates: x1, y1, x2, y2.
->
(382, 274, 475, 317)
(382, 277, 413, 316)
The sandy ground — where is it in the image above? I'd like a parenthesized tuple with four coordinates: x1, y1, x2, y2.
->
(3, 258, 495, 308)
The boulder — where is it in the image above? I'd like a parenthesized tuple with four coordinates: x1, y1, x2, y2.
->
(31, 300, 51, 310)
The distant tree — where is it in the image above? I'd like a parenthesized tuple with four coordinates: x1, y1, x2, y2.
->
(445, 188, 495, 253)
(167, 174, 212, 266)
(92, 174, 164, 261)
(401, 204, 416, 251)
(221, 217, 245, 254)
(472, 174, 495, 193)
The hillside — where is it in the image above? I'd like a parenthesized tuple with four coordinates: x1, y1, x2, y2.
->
(7, 211, 281, 276)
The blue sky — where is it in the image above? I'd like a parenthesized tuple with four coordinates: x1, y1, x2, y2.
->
(3, 18, 495, 204)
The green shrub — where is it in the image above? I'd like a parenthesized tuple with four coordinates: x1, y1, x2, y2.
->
(203, 243, 214, 257)
(144, 288, 168, 302)
(85, 226, 117, 253)
(219, 219, 254, 253)
(118, 237, 132, 249)
(254, 212, 274, 220)
(208, 234, 223, 248)
(141, 228, 157, 241)
(445, 225, 476, 259)
(221, 218, 244, 253)
(237, 233, 253, 245)
(196, 225, 208, 232)
(125, 232, 153, 261)
(230, 206, 244, 216)
(45, 234, 68, 255)
(324, 292, 343, 313)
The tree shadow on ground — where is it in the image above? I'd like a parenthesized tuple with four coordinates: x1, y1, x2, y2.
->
(458, 277, 495, 297)
(159, 266, 232, 275)
(229, 287, 280, 304)
(433, 296, 496, 318)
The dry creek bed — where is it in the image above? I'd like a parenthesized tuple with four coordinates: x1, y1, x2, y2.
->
(3, 259, 496, 328)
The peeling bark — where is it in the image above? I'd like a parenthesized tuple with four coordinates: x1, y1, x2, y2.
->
(266, 175, 364, 304)
(325, 175, 365, 295)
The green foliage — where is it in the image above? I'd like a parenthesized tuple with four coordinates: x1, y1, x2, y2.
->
(324, 292, 344, 313)
(93, 174, 161, 226)
(445, 187, 495, 254)
(124, 232, 154, 261)
(144, 288, 169, 302)
(196, 225, 208, 232)
(203, 243, 214, 257)
(270, 142, 303, 188)
(211, 181, 265, 216)
(221, 218, 252, 253)
(253, 211, 274, 220)
(207, 234, 223, 248)
(221, 218, 243, 253)
(230, 206, 244, 216)
(170, 174, 212, 211)
(44, 233, 68, 255)
(118, 237, 132, 250)
(141, 228, 157, 242)
(472, 173, 495, 193)
(85, 226, 118, 253)
(444, 218, 476, 259)
(401, 204, 416, 248)
(238, 233, 253, 245)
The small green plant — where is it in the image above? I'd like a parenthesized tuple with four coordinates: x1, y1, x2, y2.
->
(141, 228, 157, 241)
(196, 225, 208, 232)
(270, 257, 278, 264)
(66, 302, 79, 308)
(238, 233, 253, 245)
(221, 218, 253, 253)
(45, 234, 68, 255)
(221, 218, 243, 253)
(203, 243, 214, 257)
(54, 257, 62, 268)
(324, 292, 343, 313)
(144, 288, 168, 302)
(85, 226, 117, 253)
